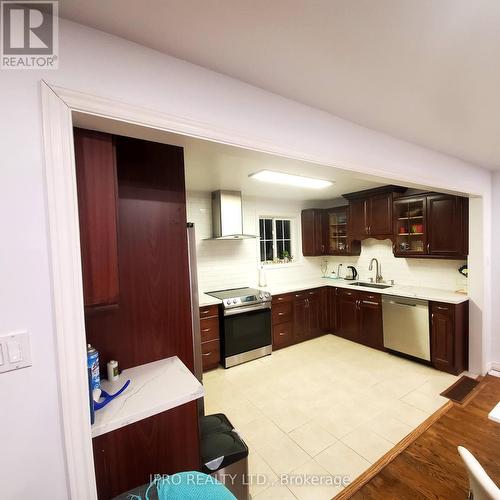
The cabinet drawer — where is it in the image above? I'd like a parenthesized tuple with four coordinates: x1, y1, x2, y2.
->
(337, 289, 357, 299)
(272, 293, 293, 304)
(272, 302, 293, 324)
(293, 290, 308, 300)
(200, 317, 219, 342)
(359, 292, 381, 304)
(199, 304, 219, 319)
(273, 322, 293, 349)
(201, 340, 220, 371)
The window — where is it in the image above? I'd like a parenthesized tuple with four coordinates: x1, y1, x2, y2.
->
(259, 217, 294, 263)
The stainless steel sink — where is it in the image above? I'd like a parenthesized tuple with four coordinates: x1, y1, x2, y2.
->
(349, 282, 393, 290)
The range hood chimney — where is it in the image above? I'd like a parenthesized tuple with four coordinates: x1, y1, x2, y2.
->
(209, 190, 256, 239)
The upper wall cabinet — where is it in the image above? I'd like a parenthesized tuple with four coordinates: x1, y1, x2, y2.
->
(301, 209, 326, 256)
(343, 186, 407, 240)
(74, 128, 120, 308)
(394, 193, 468, 259)
(301, 206, 361, 257)
(325, 206, 361, 256)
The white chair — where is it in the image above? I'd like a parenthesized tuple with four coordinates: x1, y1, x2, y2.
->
(458, 446, 500, 500)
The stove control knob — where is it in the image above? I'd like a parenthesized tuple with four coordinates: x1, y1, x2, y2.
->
(225, 300, 231, 306)
(259, 294, 263, 299)
(265, 293, 270, 298)
(232, 299, 237, 304)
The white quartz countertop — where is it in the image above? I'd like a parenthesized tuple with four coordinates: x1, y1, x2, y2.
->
(261, 278, 468, 304)
(91, 356, 204, 438)
(199, 293, 222, 307)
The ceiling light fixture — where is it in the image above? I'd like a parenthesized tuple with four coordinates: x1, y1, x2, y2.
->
(248, 170, 334, 189)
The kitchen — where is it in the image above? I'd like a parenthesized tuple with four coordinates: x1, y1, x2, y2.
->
(73, 116, 471, 499)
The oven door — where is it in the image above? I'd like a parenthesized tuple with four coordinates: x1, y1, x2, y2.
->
(221, 305, 272, 367)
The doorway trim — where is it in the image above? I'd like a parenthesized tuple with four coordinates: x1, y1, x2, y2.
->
(41, 80, 488, 500)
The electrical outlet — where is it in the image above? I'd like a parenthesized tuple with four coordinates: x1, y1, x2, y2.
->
(0, 331, 31, 373)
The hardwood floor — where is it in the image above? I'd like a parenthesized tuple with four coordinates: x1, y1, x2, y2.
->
(349, 375, 500, 499)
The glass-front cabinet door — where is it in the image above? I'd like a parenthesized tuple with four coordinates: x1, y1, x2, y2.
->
(327, 207, 349, 254)
(393, 196, 427, 256)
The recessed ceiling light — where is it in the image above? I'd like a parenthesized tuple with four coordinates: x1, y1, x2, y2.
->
(249, 170, 334, 189)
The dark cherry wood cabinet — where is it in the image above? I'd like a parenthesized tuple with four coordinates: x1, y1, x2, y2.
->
(74, 128, 120, 308)
(335, 289, 383, 349)
(325, 206, 361, 256)
(301, 207, 360, 257)
(93, 402, 200, 500)
(272, 288, 327, 349)
(394, 193, 468, 259)
(358, 293, 384, 350)
(430, 301, 468, 374)
(199, 305, 220, 371)
(301, 209, 326, 256)
(293, 297, 308, 343)
(272, 293, 295, 350)
(336, 289, 360, 342)
(427, 194, 468, 258)
(327, 287, 337, 331)
(343, 185, 407, 240)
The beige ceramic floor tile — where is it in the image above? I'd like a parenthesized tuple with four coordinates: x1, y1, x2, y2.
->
(253, 483, 297, 499)
(340, 426, 394, 463)
(238, 416, 286, 451)
(248, 451, 279, 497)
(315, 441, 370, 484)
(258, 435, 311, 475)
(260, 399, 312, 433)
(389, 399, 430, 427)
(285, 458, 345, 500)
(288, 420, 338, 457)
(366, 415, 413, 444)
(401, 390, 448, 414)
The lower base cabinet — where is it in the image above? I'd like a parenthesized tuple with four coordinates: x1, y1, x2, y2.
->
(92, 401, 200, 499)
(272, 287, 328, 349)
(199, 305, 220, 371)
(334, 288, 384, 350)
(430, 301, 468, 374)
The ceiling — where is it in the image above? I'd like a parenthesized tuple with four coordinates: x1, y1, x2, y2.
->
(61, 1, 500, 170)
(73, 112, 384, 200)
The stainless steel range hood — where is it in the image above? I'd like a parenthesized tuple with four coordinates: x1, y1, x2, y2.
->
(208, 190, 256, 239)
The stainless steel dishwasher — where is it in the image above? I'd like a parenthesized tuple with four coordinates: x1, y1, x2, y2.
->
(382, 296, 430, 361)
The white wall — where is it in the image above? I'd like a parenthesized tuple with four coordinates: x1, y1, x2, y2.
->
(491, 174, 500, 367)
(188, 192, 467, 293)
(0, 18, 493, 498)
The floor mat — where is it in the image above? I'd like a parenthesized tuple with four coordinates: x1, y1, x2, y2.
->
(441, 375, 480, 404)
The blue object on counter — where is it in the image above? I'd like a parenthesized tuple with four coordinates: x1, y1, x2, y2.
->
(87, 344, 100, 391)
(88, 368, 95, 425)
(94, 380, 130, 411)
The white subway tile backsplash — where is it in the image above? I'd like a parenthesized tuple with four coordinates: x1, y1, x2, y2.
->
(187, 192, 467, 294)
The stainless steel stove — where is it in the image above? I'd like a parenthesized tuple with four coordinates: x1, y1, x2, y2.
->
(207, 287, 272, 310)
(206, 287, 272, 367)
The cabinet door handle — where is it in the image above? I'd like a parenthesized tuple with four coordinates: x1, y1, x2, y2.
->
(427, 243, 430, 253)
(200, 310, 211, 315)
(321, 244, 325, 253)
(277, 297, 284, 301)
(278, 312, 285, 316)
(362, 300, 379, 306)
(202, 352, 212, 357)
(435, 306, 449, 311)
(279, 331, 286, 336)
(202, 328, 211, 332)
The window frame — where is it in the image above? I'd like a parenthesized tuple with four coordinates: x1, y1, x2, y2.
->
(258, 215, 296, 266)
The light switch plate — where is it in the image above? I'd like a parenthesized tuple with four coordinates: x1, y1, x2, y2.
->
(0, 331, 31, 373)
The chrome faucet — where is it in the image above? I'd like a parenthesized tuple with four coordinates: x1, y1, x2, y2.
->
(369, 258, 383, 283)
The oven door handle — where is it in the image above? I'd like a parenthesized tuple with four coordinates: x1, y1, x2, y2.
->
(223, 303, 271, 316)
